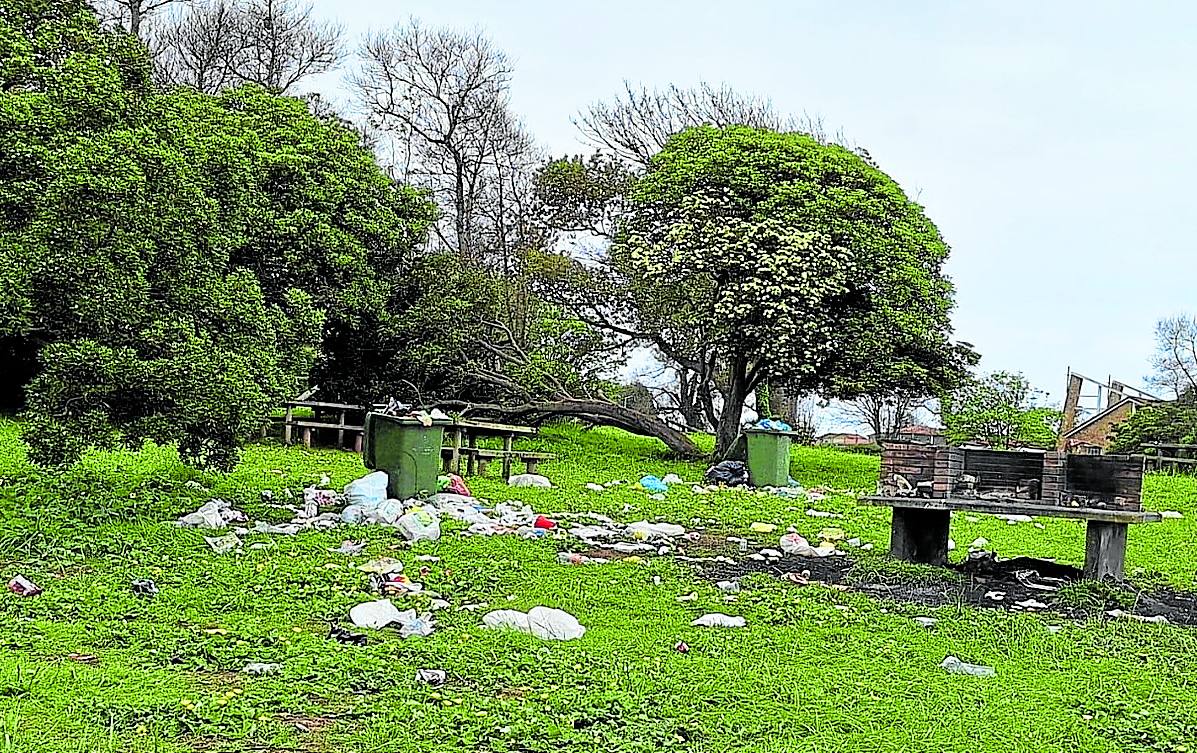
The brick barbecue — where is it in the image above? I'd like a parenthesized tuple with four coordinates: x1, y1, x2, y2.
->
(877, 442, 1143, 511)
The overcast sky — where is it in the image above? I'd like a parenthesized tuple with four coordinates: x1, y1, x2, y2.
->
(308, 0, 1196, 428)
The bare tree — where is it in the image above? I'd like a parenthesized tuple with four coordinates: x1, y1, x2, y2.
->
(1149, 315, 1197, 398)
(575, 81, 840, 167)
(153, 0, 244, 93)
(233, 0, 341, 93)
(95, 0, 192, 40)
(839, 391, 924, 441)
(352, 20, 536, 261)
(154, 0, 340, 94)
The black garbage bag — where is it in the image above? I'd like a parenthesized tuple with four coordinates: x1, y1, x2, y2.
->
(704, 460, 750, 487)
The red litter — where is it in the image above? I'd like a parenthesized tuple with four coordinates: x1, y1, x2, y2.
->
(533, 516, 556, 530)
(7, 575, 42, 597)
(674, 641, 689, 654)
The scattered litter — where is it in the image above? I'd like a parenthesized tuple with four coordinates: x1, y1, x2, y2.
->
(204, 533, 241, 554)
(242, 662, 281, 676)
(781, 571, 809, 585)
(397, 509, 441, 542)
(482, 607, 586, 640)
(716, 580, 741, 593)
(662, 473, 683, 485)
(177, 499, 247, 529)
(691, 613, 746, 628)
(328, 625, 367, 646)
(332, 540, 366, 555)
(415, 555, 440, 562)
(557, 552, 609, 565)
(674, 641, 689, 653)
(996, 514, 1033, 524)
(1014, 598, 1048, 610)
(969, 538, 989, 549)
(585, 483, 604, 492)
(947, 538, 956, 551)
(753, 418, 792, 431)
(984, 591, 1006, 602)
(779, 533, 838, 557)
(818, 527, 846, 542)
(676, 593, 698, 602)
(509, 474, 552, 488)
(1161, 510, 1184, 519)
(358, 558, 404, 575)
(639, 475, 668, 493)
(704, 460, 749, 487)
(912, 617, 937, 628)
(131, 579, 159, 598)
(805, 509, 842, 519)
(760, 548, 783, 559)
(1015, 570, 1066, 592)
(1046, 625, 1063, 634)
(416, 669, 446, 686)
(344, 471, 389, 509)
(1106, 609, 1169, 625)
(7, 575, 42, 597)
(965, 516, 979, 523)
(66, 653, 99, 664)
(534, 515, 557, 530)
(396, 610, 436, 638)
(626, 521, 685, 541)
(350, 599, 405, 629)
(750, 522, 777, 534)
(941, 656, 995, 677)
(439, 474, 471, 497)
(1033, 522, 1045, 530)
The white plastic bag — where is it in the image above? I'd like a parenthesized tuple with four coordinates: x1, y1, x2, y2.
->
(626, 521, 685, 541)
(508, 474, 552, 488)
(345, 471, 388, 509)
(397, 509, 441, 541)
(482, 607, 586, 640)
(691, 613, 747, 628)
(372, 499, 406, 525)
(940, 656, 996, 677)
(350, 599, 404, 629)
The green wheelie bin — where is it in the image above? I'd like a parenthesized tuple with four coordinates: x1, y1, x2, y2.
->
(744, 428, 798, 487)
(361, 412, 447, 499)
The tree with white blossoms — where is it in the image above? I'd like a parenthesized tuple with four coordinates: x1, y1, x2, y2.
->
(601, 125, 973, 456)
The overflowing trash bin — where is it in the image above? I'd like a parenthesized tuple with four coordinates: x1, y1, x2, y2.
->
(361, 412, 448, 499)
(744, 423, 800, 487)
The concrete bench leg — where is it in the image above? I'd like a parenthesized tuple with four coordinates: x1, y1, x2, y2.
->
(477, 459, 490, 476)
(890, 508, 951, 566)
(1084, 521, 1128, 580)
(526, 459, 539, 475)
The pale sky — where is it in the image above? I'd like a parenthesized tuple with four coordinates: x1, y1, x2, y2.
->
(308, 0, 1197, 424)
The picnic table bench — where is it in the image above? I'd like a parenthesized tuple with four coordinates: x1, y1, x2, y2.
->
(441, 420, 554, 480)
(863, 444, 1164, 580)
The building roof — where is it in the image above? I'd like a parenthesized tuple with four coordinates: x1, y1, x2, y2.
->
(1062, 395, 1155, 439)
(894, 425, 942, 435)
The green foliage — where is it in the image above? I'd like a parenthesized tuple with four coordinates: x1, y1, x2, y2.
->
(609, 125, 970, 451)
(1108, 393, 1197, 454)
(941, 371, 1061, 449)
(0, 2, 435, 466)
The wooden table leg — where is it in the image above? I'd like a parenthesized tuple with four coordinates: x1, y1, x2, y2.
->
(337, 410, 346, 449)
(450, 429, 463, 474)
(283, 406, 293, 445)
(889, 508, 951, 566)
(1084, 520, 1128, 580)
(502, 434, 514, 480)
(467, 434, 477, 476)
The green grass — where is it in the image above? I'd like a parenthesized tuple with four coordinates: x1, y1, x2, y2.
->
(2, 420, 1197, 752)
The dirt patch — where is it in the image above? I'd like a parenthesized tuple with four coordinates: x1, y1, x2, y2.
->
(697, 552, 1197, 626)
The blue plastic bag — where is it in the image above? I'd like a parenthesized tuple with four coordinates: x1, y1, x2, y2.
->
(639, 475, 669, 494)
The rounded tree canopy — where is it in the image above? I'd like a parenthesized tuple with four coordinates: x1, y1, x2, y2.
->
(619, 124, 972, 401)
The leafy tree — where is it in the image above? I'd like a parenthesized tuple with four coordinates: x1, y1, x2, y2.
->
(941, 371, 1060, 449)
(1, 0, 434, 466)
(1107, 393, 1197, 454)
(552, 125, 970, 456)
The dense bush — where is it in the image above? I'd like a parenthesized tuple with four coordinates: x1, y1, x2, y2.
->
(0, 0, 435, 466)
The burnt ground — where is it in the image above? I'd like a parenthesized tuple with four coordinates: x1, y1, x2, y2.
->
(694, 551, 1197, 627)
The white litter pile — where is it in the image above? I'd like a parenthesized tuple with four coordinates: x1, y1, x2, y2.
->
(568, 520, 688, 553)
(177, 499, 247, 529)
(349, 599, 436, 637)
(482, 607, 586, 640)
(691, 613, 747, 628)
(779, 533, 840, 558)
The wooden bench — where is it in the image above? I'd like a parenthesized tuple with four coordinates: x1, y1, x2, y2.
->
(860, 496, 1163, 580)
(440, 447, 555, 479)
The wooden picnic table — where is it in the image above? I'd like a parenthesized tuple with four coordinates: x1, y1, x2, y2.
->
(443, 420, 540, 479)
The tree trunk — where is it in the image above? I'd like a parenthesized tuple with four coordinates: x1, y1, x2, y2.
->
(767, 383, 798, 424)
(714, 359, 749, 458)
(440, 399, 702, 457)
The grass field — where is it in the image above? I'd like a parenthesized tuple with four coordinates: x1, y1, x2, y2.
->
(2, 419, 1197, 753)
